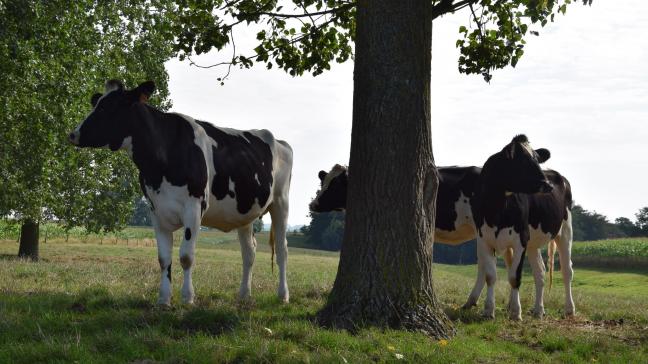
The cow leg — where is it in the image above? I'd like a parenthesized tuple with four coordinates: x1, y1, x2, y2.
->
(154, 221, 173, 306)
(237, 223, 257, 300)
(479, 240, 497, 319)
(179, 203, 201, 305)
(528, 248, 546, 318)
(462, 255, 485, 309)
(556, 213, 575, 317)
(270, 199, 290, 303)
(507, 245, 525, 321)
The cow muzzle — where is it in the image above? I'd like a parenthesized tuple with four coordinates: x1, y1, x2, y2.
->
(68, 131, 80, 145)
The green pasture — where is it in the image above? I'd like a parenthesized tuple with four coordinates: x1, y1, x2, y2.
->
(0, 234, 646, 363)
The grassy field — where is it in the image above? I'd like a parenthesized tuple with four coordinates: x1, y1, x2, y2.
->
(1, 235, 647, 363)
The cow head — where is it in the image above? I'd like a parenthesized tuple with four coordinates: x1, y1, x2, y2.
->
(481, 135, 553, 194)
(309, 164, 348, 213)
(68, 80, 155, 151)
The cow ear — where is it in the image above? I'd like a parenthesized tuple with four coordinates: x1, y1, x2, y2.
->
(535, 148, 551, 164)
(318, 171, 327, 181)
(90, 93, 102, 107)
(134, 81, 156, 103)
(105, 79, 124, 93)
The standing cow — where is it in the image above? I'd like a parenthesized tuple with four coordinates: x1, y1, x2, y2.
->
(311, 135, 574, 320)
(69, 80, 293, 305)
(469, 135, 574, 320)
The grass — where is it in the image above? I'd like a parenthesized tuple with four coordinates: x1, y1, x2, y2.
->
(1, 235, 647, 363)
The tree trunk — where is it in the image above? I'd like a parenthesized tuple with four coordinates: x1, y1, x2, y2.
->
(317, 0, 453, 338)
(18, 219, 39, 261)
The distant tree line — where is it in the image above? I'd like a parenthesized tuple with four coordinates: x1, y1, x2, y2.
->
(572, 205, 648, 241)
(302, 205, 648, 263)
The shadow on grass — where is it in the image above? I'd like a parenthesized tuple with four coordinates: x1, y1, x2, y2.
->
(0, 288, 241, 340)
(444, 305, 491, 324)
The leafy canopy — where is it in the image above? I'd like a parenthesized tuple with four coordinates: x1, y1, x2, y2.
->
(160, 0, 592, 82)
(0, 1, 174, 232)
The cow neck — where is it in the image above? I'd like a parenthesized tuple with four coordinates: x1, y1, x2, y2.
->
(128, 104, 170, 179)
(474, 176, 509, 226)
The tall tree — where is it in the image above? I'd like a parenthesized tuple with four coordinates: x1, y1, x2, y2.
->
(0, 1, 174, 260)
(161, 0, 592, 337)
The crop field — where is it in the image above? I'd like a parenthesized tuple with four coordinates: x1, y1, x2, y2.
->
(1, 232, 647, 363)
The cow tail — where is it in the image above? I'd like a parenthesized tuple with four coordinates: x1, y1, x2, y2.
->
(548, 239, 557, 290)
(269, 224, 275, 274)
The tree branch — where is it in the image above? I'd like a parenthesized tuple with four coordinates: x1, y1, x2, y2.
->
(236, 3, 353, 19)
(431, 0, 478, 20)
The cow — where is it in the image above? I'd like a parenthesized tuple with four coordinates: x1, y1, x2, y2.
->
(69, 80, 293, 305)
(310, 135, 574, 320)
(310, 164, 481, 246)
(469, 134, 574, 320)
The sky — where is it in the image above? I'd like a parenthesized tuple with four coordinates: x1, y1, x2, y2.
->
(165, 1, 648, 226)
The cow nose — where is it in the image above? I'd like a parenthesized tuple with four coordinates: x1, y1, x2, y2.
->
(68, 131, 79, 145)
(539, 181, 553, 193)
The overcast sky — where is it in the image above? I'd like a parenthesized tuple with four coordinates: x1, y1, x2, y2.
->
(166, 1, 648, 226)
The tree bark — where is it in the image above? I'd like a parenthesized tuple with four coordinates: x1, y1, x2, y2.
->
(317, 0, 453, 338)
(18, 219, 39, 261)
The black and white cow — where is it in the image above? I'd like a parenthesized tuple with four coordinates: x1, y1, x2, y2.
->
(468, 135, 574, 320)
(311, 135, 574, 320)
(310, 164, 481, 246)
(69, 80, 293, 304)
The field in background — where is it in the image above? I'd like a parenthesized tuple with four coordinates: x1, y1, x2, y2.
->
(0, 235, 647, 363)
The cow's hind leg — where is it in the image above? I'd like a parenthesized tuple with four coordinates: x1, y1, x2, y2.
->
(269, 199, 289, 303)
(180, 202, 201, 305)
(556, 212, 575, 317)
(528, 248, 546, 318)
(154, 220, 174, 306)
(237, 223, 257, 300)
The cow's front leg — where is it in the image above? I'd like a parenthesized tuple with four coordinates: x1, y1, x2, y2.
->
(237, 223, 257, 300)
(180, 202, 201, 305)
(527, 248, 546, 318)
(154, 223, 174, 306)
(478, 240, 497, 319)
(507, 245, 526, 321)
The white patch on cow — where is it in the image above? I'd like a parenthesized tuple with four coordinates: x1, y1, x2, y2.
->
(435, 192, 476, 245)
(254, 173, 260, 185)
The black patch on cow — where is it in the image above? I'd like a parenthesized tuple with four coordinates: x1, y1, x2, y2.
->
(435, 166, 481, 231)
(201, 200, 207, 212)
(75, 85, 209, 200)
(197, 121, 274, 214)
(131, 110, 208, 200)
(513, 250, 526, 289)
(185, 228, 192, 241)
(167, 263, 172, 282)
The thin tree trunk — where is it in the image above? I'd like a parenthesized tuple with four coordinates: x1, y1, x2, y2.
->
(18, 219, 39, 261)
(317, 0, 453, 338)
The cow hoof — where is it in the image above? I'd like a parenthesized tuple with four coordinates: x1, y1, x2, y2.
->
(532, 309, 545, 319)
(278, 292, 290, 304)
(157, 298, 171, 307)
(156, 301, 172, 310)
(564, 310, 576, 318)
(182, 298, 195, 305)
(509, 313, 522, 321)
(461, 300, 477, 310)
(481, 310, 495, 319)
